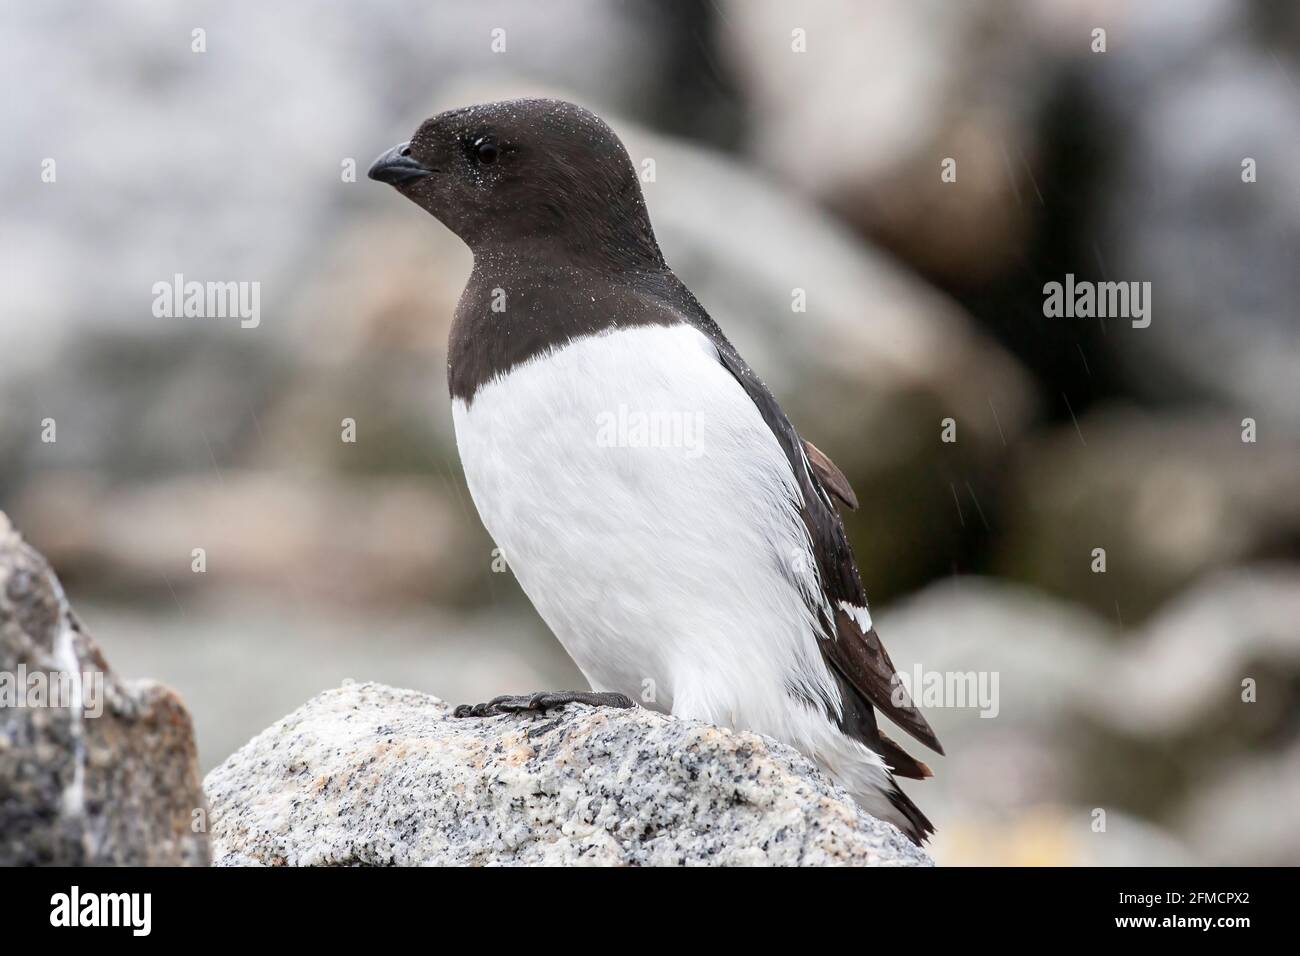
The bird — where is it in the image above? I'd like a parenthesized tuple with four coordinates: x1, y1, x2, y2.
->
(369, 98, 943, 843)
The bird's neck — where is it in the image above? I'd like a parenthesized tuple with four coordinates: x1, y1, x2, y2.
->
(446, 252, 680, 405)
(469, 212, 665, 275)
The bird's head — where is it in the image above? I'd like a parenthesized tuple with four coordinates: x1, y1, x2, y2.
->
(369, 98, 662, 268)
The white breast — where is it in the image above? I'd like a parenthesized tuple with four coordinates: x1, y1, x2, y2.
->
(452, 322, 900, 829)
(451, 323, 837, 720)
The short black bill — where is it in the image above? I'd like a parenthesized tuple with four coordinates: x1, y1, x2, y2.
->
(368, 142, 432, 185)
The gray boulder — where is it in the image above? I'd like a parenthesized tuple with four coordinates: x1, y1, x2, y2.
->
(0, 512, 209, 865)
(204, 681, 933, 866)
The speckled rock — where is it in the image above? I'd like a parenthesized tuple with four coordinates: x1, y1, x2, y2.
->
(204, 681, 932, 866)
(0, 512, 209, 865)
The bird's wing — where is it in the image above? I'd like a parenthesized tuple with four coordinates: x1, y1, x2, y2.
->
(652, 278, 942, 757)
(712, 343, 943, 755)
(802, 439, 858, 510)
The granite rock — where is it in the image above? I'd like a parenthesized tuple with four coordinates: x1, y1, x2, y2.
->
(204, 681, 933, 866)
(0, 512, 209, 865)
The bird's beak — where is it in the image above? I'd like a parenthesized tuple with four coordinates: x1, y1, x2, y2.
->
(368, 142, 433, 185)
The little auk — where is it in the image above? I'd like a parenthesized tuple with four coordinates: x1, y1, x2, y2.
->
(369, 98, 942, 843)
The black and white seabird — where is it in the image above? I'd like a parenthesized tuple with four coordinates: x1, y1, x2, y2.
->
(369, 98, 943, 843)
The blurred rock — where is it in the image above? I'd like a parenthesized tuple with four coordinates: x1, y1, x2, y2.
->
(937, 806, 1196, 867)
(1178, 739, 1300, 867)
(997, 408, 1300, 621)
(205, 681, 932, 866)
(0, 0, 689, 378)
(1104, 565, 1300, 740)
(0, 512, 209, 865)
(879, 567, 1300, 865)
(257, 217, 469, 476)
(1153, 567, 1300, 866)
(877, 578, 1200, 864)
(880, 577, 1117, 823)
(11, 470, 485, 607)
(1088, 0, 1300, 427)
(0, 331, 284, 499)
(718, 0, 1077, 283)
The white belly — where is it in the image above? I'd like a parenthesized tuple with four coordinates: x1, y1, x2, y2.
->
(450, 324, 838, 729)
(451, 323, 902, 824)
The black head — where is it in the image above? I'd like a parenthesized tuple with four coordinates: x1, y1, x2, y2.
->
(369, 98, 664, 270)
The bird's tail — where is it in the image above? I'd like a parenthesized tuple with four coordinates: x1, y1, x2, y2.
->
(885, 782, 934, 846)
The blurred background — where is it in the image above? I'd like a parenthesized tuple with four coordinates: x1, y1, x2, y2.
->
(2, 0, 1298, 865)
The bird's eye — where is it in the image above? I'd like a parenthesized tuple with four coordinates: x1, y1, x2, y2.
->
(474, 138, 499, 165)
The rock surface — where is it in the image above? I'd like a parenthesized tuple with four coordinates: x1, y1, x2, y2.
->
(0, 512, 209, 865)
(204, 681, 933, 866)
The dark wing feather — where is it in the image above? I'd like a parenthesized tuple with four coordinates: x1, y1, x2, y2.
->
(717, 343, 943, 755)
(828, 665, 933, 779)
(830, 609, 945, 755)
(877, 730, 933, 780)
(802, 439, 858, 510)
(647, 275, 942, 756)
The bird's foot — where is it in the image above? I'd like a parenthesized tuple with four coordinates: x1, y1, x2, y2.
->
(452, 690, 634, 718)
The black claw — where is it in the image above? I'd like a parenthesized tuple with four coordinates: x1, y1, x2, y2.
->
(451, 690, 635, 718)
